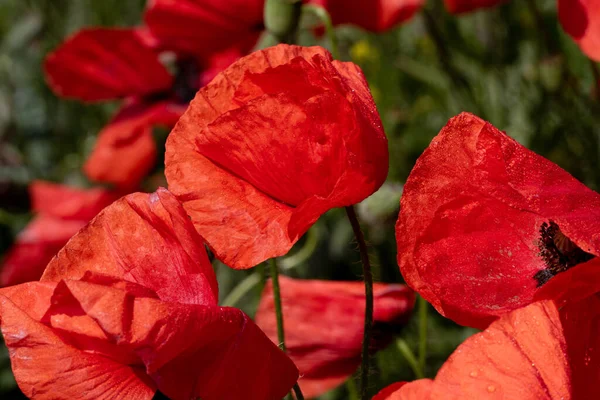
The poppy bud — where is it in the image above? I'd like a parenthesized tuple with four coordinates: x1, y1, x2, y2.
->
(264, 0, 302, 42)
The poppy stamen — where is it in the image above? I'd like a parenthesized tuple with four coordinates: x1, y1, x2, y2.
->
(534, 220, 595, 287)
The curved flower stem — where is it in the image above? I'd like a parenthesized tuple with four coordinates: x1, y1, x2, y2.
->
(396, 339, 424, 379)
(418, 296, 428, 375)
(302, 4, 340, 59)
(281, 225, 321, 270)
(221, 272, 261, 307)
(345, 205, 373, 400)
(269, 258, 305, 400)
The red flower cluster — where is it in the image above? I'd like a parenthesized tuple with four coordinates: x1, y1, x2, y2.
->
(255, 277, 415, 397)
(0, 182, 118, 286)
(165, 44, 389, 269)
(0, 189, 298, 400)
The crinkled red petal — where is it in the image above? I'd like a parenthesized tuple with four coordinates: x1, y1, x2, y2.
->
(42, 188, 218, 306)
(166, 44, 387, 268)
(397, 112, 600, 328)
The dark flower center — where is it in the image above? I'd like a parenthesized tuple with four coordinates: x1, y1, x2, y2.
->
(171, 58, 200, 104)
(534, 221, 595, 287)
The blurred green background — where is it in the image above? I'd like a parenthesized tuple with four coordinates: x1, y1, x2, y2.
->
(1, 0, 599, 398)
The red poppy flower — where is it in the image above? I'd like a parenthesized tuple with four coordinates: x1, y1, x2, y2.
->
(255, 276, 415, 398)
(44, 28, 242, 188)
(144, 0, 423, 55)
(0, 188, 298, 400)
(396, 112, 600, 329)
(307, 0, 424, 32)
(165, 44, 388, 269)
(0, 181, 117, 286)
(558, 0, 600, 61)
(443, 0, 508, 14)
(374, 296, 600, 399)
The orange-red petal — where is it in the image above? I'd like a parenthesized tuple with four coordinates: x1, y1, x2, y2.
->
(443, 0, 508, 13)
(377, 301, 571, 400)
(255, 276, 414, 398)
(0, 282, 156, 400)
(165, 44, 388, 268)
(374, 381, 434, 400)
(558, 0, 600, 61)
(84, 100, 184, 189)
(44, 28, 172, 102)
(42, 188, 218, 306)
(396, 112, 600, 328)
(309, 0, 424, 32)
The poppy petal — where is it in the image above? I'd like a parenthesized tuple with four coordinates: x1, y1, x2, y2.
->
(166, 44, 388, 268)
(84, 100, 184, 189)
(1, 182, 117, 286)
(374, 380, 434, 400)
(0, 282, 156, 400)
(0, 217, 85, 286)
(428, 301, 570, 399)
(396, 112, 600, 328)
(144, 0, 263, 58)
(255, 276, 415, 398)
(44, 28, 172, 102)
(309, 0, 424, 32)
(49, 279, 298, 400)
(42, 188, 218, 306)
(559, 294, 600, 399)
(30, 180, 118, 220)
(558, 0, 600, 61)
(443, 0, 508, 14)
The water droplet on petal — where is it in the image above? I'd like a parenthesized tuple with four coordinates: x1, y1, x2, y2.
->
(469, 370, 478, 377)
(487, 385, 496, 393)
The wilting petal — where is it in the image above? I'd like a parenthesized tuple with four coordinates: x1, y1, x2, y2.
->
(309, 0, 424, 32)
(1, 182, 117, 286)
(378, 301, 571, 400)
(44, 28, 172, 102)
(42, 188, 218, 306)
(0, 282, 156, 400)
(443, 0, 508, 13)
(558, 0, 600, 61)
(144, 0, 263, 58)
(255, 276, 414, 398)
(396, 112, 600, 328)
(84, 100, 184, 188)
(166, 44, 388, 268)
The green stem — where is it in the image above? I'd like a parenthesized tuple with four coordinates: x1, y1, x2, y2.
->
(396, 339, 424, 379)
(280, 225, 320, 270)
(270, 258, 286, 351)
(345, 205, 373, 400)
(590, 59, 600, 99)
(418, 296, 428, 375)
(269, 258, 305, 400)
(302, 4, 340, 59)
(221, 273, 261, 307)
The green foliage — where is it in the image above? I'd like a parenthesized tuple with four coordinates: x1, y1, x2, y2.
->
(1, 0, 600, 398)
